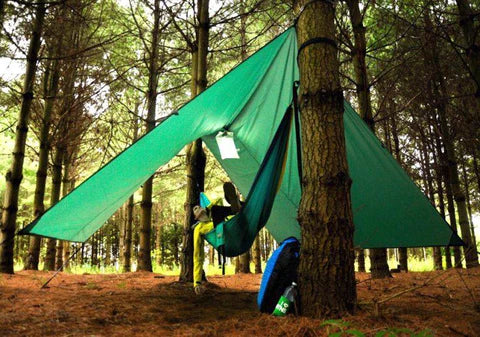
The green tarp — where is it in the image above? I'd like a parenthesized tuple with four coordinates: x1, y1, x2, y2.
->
(20, 27, 463, 248)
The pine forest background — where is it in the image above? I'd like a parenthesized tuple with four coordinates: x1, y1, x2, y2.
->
(0, 0, 479, 274)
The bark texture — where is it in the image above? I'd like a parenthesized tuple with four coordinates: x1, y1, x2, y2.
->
(0, 1, 46, 274)
(120, 113, 138, 272)
(43, 147, 64, 271)
(252, 236, 262, 274)
(60, 151, 74, 270)
(121, 197, 134, 272)
(24, 48, 60, 270)
(295, 0, 356, 317)
(138, 0, 162, 272)
(235, 0, 251, 273)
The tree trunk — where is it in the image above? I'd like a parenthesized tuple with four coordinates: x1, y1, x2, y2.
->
(424, 10, 478, 268)
(238, 251, 250, 273)
(0, 0, 5, 41)
(0, 0, 46, 274)
(391, 106, 409, 272)
(122, 196, 134, 272)
(179, 0, 209, 282)
(455, 0, 480, 106)
(24, 48, 60, 270)
(356, 249, 365, 272)
(434, 136, 451, 269)
(120, 108, 139, 273)
(346, 0, 390, 279)
(438, 102, 478, 269)
(461, 160, 477, 248)
(422, 127, 443, 271)
(263, 230, 271, 261)
(91, 233, 97, 266)
(104, 223, 111, 267)
(445, 166, 462, 267)
(473, 151, 480, 194)
(138, 0, 162, 272)
(44, 147, 64, 271)
(295, 0, 356, 317)
(61, 150, 73, 270)
(54, 150, 71, 270)
(369, 248, 391, 278)
(252, 236, 262, 274)
(172, 222, 179, 265)
(397, 248, 408, 272)
(235, 0, 251, 272)
(156, 223, 163, 266)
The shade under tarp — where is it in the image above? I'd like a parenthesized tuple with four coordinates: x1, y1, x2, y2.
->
(19, 27, 463, 248)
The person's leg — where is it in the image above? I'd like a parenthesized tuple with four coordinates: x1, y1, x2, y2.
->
(193, 221, 214, 287)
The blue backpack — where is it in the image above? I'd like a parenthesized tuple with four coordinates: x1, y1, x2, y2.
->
(257, 237, 300, 313)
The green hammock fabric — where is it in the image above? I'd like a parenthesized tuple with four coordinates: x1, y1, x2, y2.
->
(204, 108, 294, 257)
(19, 27, 463, 249)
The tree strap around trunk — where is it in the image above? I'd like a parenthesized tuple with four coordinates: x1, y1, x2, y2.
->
(297, 37, 338, 60)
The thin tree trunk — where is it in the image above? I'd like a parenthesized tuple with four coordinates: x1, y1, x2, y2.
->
(295, 0, 356, 317)
(456, 0, 480, 106)
(444, 164, 462, 267)
(431, 12, 478, 268)
(347, 0, 366, 275)
(438, 100, 478, 268)
(122, 196, 134, 272)
(473, 151, 480, 193)
(0, 0, 5, 41)
(238, 251, 250, 273)
(54, 150, 70, 270)
(138, 0, 161, 272)
(179, 0, 208, 282)
(172, 222, 179, 265)
(24, 48, 60, 270)
(391, 107, 409, 272)
(346, 0, 390, 279)
(356, 249, 365, 272)
(120, 108, 139, 273)
(44, 147, 64, 271)
(156, 224, 165, 266)
(252, 236, 262, 274)
(178, 52, 198, 281)
(61, 150, 73, 270)
(422, 127, 443, 271)
(91, 233, 97, 266)
(0, 0, 46, 274)
(434, 138, 451, 269)
(461, 160, 477, 247)
(105, 223, 111, 267)
(236, 0, 251, 274)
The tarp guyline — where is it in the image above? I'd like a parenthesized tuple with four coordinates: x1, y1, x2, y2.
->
(19, 27, 463, 249)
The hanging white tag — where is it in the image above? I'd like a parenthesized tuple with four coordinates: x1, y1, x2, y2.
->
(215, 131, 239, 159)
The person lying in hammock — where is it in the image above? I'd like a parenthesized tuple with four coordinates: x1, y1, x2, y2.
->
(192, 182, 242, 295)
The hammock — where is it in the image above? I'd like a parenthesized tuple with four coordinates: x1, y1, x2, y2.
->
(204, 106, 294, 257)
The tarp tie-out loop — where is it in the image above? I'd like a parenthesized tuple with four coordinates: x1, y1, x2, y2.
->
(293, 0, 336, 26)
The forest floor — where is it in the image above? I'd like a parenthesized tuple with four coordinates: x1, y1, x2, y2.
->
(0, 267, 479, 336)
